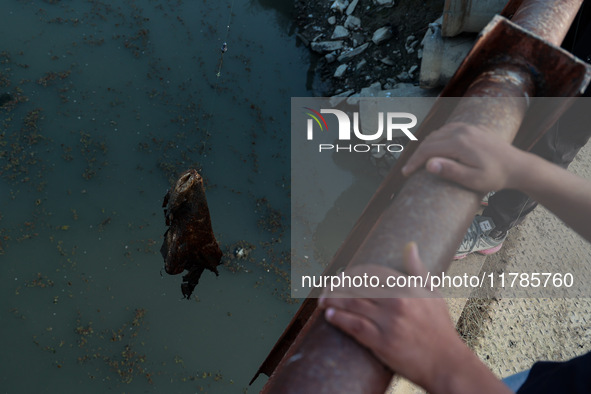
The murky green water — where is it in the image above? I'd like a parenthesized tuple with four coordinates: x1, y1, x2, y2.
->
(0, 0, 309, 392)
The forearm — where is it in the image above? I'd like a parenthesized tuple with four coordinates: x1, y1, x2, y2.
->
(426, 339, 511, 394)
(513, 151, 591, 243)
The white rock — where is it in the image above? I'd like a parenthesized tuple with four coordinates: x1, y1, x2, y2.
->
(337, 42, 369, 62)
(331, 25, 349, 39)
(372, 26, 393, 45)
(311, 32, 323, 42)
(374, 0, 394, 6)
(408, 65, 418, 77)
(310, 41, 344, 53)
(405, 36, 419, 53)
(346, 0, 359, 14)
(408, 40, 419, 52)
(397, 71, 410, 81)
(344, 15, 361, 30)
(334, 64, 348, 78)
(333, 89, 354, 97)
(378, 83, 439, 97)
(328, 16, 336, 25)
(356, 58, 367, 70)
(325, 52, 337, 63)
(329, 90, 354, 106)
(331, 0, 349, 13)
(380, 57, 395, 66)
(358, 82, 382, 97)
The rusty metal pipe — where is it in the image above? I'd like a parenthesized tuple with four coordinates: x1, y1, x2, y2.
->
(262, 67, 535, 394)
(512, 0, 582, 46)
(260, 0, 585, 392)
(353, 68, 533, 274)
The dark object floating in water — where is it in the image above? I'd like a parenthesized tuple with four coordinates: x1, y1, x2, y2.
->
(160, 169, 222, 299)
(0, 93, 12, 107)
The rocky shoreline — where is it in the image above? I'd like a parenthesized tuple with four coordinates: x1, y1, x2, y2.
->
(294, 0, 442, 96)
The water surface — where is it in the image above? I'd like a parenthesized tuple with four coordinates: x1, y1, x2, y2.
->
(0, 0, 309, 392)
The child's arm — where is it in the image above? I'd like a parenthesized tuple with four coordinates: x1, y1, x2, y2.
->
(402, 122, 591, 242)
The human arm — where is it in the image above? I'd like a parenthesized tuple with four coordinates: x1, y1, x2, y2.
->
(319, 243, 511, 394)
(402, 122, 591, 243)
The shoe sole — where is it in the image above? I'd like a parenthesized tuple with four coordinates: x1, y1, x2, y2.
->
(454, 243, 503, 260)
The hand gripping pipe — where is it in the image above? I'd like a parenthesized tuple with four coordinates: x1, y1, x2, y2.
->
(259, 1, 590, 392)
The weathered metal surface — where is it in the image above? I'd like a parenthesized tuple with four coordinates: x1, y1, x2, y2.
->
(257, 1, 590, 392)
(441, 16, 591, 98)
(512, 0, 582, 46)
(501, 0, 524, 18)
(160, 169, 222, 299)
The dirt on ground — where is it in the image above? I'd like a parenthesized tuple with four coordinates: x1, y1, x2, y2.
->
(294, 0, 443, 96)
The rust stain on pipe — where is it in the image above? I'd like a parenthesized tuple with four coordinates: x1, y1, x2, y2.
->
(258, 1, 590, 392)
(512, 0, 582, 46)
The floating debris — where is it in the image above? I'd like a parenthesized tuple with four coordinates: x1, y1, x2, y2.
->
(160, 169, 222, 299)
(256, 197, 284, 235)
(25, 272, 55, 288)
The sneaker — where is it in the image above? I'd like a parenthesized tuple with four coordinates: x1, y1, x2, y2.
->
(455, 215, 507, 260)
(481, 191, 495, 206)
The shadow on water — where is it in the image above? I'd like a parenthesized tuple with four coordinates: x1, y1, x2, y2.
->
(248, 0, 294, 29)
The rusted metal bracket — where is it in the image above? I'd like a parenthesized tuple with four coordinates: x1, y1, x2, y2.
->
(254, 1, 591, 392)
